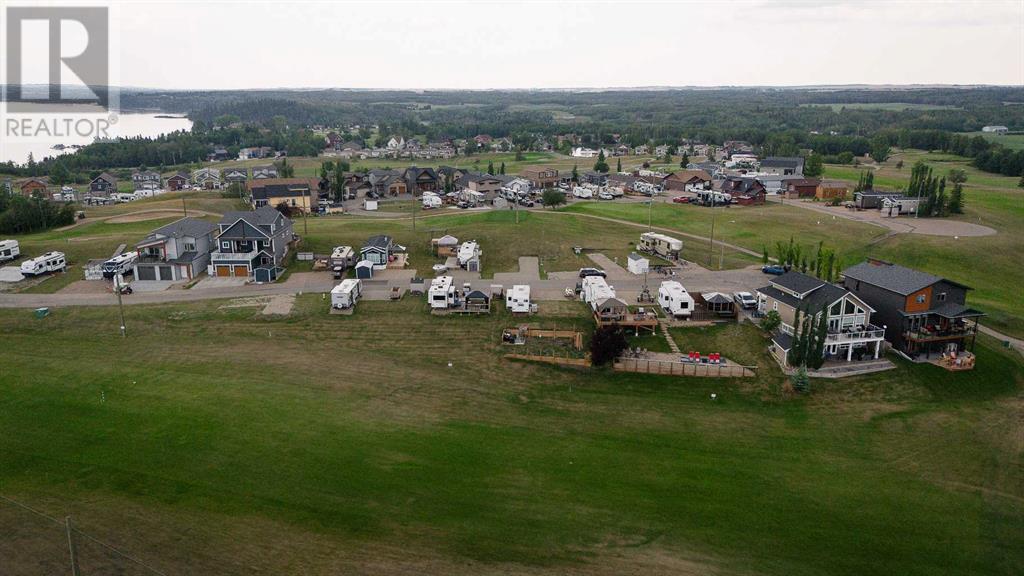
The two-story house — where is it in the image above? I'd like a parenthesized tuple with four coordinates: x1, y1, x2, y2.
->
(759, 156, 804, 176)
(166, 171, 190, 191)
(134, 217, 218, 282)
(403, 166, 439, 194)
(223, 167, 249, 185)
(519, 166, 559, 190)
(251, 164, 279, 179)
(192, 168, 223, 190)
(89, 173, 117, 196)
(210, 206, 294, 282)
(19, 178, 49, 197)
(720, 176, 767, 205)
(841, 260, 984, 360)
(131, 170, 162, 191)
(757, 271, 886, 367)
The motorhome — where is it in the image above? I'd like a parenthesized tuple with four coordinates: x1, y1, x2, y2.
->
(640, 232, 683, 260)
(421, 193, 443, 209)
(0, 239, 20, 262)
(506, 284, 531, 313)
(428, 276, 456, 309)
(101, 251, 139, 279)
(20, 251, 66, 276)
(658, 281, 695, 318)
(572, 186, 593, 199)
(330, 278, 362, 309)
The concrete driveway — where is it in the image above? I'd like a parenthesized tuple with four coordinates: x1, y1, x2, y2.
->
(192, 277, 248, 290)
(0, 267, 24, 282)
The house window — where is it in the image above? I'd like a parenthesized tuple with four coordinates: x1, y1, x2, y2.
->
(183, 241, 196, 252)
(937, 292, 947, 302)
(773, 301, 778, 311)
(916, 294, 926, 304)
(221, 241, 230, 249)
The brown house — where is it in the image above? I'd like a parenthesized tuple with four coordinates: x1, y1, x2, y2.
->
(19, 178, 49, 197)
(721, 177, 766, 206)
(167, 172, 190, 191)
(247, 178, 319, 212)
(816, 180, 848, 201)
(663, 169, 712, 192)
(784, 178, 821, 198)
(520, 166, 559, 189)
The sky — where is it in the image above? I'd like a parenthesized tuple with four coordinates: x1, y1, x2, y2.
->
(24, 0, 1024, 89)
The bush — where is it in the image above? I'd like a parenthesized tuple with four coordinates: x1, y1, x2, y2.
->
(791, 366, 810, 394)
(590, 325, 628, 366)
(760, 310, 781, 332)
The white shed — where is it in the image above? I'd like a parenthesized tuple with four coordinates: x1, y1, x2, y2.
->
(627, 252, 649, 275)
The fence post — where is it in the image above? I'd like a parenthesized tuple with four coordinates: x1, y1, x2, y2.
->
(66, 516, 81, 576)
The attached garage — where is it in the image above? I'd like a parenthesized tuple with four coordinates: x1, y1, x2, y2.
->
(158, 266, 174, 281)
(137, 266, 156, 281)
(216, 265, 232, 277)
(233, 265, 250, 277)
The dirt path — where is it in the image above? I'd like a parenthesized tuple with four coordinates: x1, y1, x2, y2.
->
(978, 325, 1024, 356)
(54, 208, 223, 232)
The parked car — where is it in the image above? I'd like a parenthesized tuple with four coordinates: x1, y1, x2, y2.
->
(672, 196, 690, 204)
(733, 291, 757, 309)
(597, 191, 614, 200)
(517, 198, 535, 207)
(762, 264, 786, 275)
(578, 267, 607, 279)
(456, 201, 470, 209)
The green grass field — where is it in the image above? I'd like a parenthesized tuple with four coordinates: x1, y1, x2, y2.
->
(800, 103, 962, 112)
(960, 132, 1024, 151)
(1, 299, 1021, 575)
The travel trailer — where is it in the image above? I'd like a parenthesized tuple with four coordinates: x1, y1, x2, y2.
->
(506, 284, 531, 313)
(572, 186, 593, 199)
(330, 246, 356, 278)
(880, 197, 921, 218)
(581, 275, 617, 310)
(0, 239, 20, 262)
(658, 281, 695, 318)
(330, 279, 362, 309)
(639, 232, 683, 260)
(101, 251, 139, 279)
(111, 192, 138, 203)
(695, 190, 732, 205)
(422, 194, 443, 209)
(20, 251, 66, 276)
(428, 276, 456, 309)
(457, 241, 481, 270)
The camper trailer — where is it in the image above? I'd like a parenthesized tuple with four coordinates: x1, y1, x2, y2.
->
(428, 276, 456, 309)
(457, 241, 481, 270)
(658, 281, 695, 318)
(581, 275, 617, 309)
(330, 278, 362, 309)
(421, 194, 443, 209)
(695, 190, 732, 205)
(111, 192, 138, 203)
(330, 246, 356, 278)
(0, 239, 20, 263)
(20, 251, 66, 276)
(640, 232, 683, 260)
(101, 251, 139, 279)
(572, 186, 593, 199)
(506, 284, 531, 313)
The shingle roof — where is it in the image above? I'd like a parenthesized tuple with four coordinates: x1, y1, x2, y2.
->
(760, 157, 803, 168)
(771, 271, 826, 295)
(930, 302, 985, 319)
(220, 205, 286, 226)
(364, 235, 392, 250)
(842, 261, 962, 295)
(149, 217, 217, 240)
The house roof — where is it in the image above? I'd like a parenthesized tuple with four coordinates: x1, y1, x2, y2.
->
(928, 302, 985, 319)
(220, 205, 287, 227)
(92, 172, 116, 183)
(842, 261, 969, 295)
(772, 271, 827, 295)
(787, 178, 821, 188)
(760, 157, 803, 169)
(771, 330, 793, 351)
(149, 217, 217, 240)
(363, 235, 392, 250)
(667, 169, 712, 182)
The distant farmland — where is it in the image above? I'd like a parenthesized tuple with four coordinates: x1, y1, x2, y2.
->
(801, 102, 961, 112)
(960, 131, 1024, 150)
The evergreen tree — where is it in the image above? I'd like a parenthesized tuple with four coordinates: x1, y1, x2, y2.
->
(572, 164, 579, 183)
(487, 161, 495, 175)
(803, 153, 824, 178)
(332, 161, 345, 202)
(808, 312, 828, 370)
(947, 182, 965, 214)
(789, 309, 804, 368)
(616, 157, 622, 172)
(593, 150, 609, 173)
(680, 153, 689, 168)
(499, 162, 505, 175)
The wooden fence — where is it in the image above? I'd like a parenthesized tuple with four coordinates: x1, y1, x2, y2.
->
(615, 358, 756, 378)
(504, 354, 591, 368)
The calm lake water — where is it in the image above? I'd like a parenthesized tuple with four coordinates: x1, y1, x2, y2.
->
(1, 113, 194, 165)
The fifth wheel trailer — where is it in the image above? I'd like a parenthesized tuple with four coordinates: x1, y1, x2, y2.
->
(20, 251, 67, 276)
(639, 232, 683, 260)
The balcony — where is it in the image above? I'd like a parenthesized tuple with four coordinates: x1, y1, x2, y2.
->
(825, 325, 886, 344)
(211, 250, 258, 263)
(904, 323, 976, 342)
(137, 253, 166, 264)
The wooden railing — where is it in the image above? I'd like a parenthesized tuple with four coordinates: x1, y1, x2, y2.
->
(614, 357, 756, 378)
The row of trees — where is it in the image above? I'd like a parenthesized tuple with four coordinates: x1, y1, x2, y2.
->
(906, 161, 964, 216)
(0, 193, 76, 235)
(765, 239, 840, 283)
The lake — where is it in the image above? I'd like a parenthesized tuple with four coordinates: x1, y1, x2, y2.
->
(0, 113, 194, 165)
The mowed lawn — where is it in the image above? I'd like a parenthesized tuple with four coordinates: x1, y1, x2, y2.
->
(1, 299, 1022, 576)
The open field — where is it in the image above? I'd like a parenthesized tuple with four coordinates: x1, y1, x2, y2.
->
(1, 298, 1021, 575)
(960, 131, 1024, 151)
(800, 102, 962, 112)
(821, 149, 1024, 336)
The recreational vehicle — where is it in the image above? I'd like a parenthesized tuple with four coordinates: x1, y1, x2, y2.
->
(330, 279, 362, 309)
(572, 186, 593, 199)
(457, 241, 481, 269)
(101, 251, 139, 279)
(695, 190, 732, 205)
(330, 246, 356, 278)
(506, 284, 531, 313)
(658, 281, 695, 318)
(640, 232, 683, 259)
(428, 276, 456, 309)
(421, 194, 443, 209)
(581, 276, 616, 309)
(0, 239, 20, 262)
(111, 192, 138, 203)
(880, 197, 921, 218)
(20, 251, 66, 276)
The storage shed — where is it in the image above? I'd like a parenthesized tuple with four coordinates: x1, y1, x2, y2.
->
(355, 259, 374, 279)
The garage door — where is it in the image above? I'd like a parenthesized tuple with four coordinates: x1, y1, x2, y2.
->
(137, 266, 156, 281)
(233, 265, 249, 277)
(216, 265, 232, 277)
(158, 266, 173, 281)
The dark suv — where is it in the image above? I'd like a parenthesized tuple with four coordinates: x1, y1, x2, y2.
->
(578, 267, 607, 278)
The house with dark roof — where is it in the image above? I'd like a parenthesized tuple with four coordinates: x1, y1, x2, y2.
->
(664, 169, 712, 192)
(720, 176, 766, 205)
(757, 271, 886, 367)
(403, 166, 439, 194)
(223, 167, 249, 185)
(19, 178, 49, 197)
(166, 171, 190, 191)
(210, 206, 294, 281)
(759, 156, 804, 176)
(784, 178, 821, 198)
(458, 173, 503, 199)
(134, 217, 218, 281)
(247, 178, 317, 212)
(366, 170, 407, 197)
(360, 235, 404, 268)
(841, 260, 984, 360)
(89, 173, 117, 196)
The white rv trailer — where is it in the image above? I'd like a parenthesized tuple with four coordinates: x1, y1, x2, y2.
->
(0, 239, 20, 262)
(506, 284, 531, 313)
(880, 196, 921, 218)
(421, 194, 443, 209)
(581, 276, 617, 311)
(101, 251, 139, 279)
(658, 280, 695, 318)
(640, 232, 683, 259)
(20, 251, 66, 276)
(457, 241, 480, 268)
(111, 192, 138, 203)
(428, 276, 456, 309)
(330, 278, 362, 309)
(572, 186, 593, 199)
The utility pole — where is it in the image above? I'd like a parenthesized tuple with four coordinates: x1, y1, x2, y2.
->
(302, 187, 309, 238)
(182, 191, 187, 217)
(647, 194, 653, 231)
(66, 516, 81, 576)
(114, 274, 127, 337)
(707, 195, 716, 268)
(412, 190, 417, 231)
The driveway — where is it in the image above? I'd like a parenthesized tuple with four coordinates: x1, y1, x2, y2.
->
(586, 253, 631, 280)
(0, 267, 25, 282)
(191, 277, 248, 290)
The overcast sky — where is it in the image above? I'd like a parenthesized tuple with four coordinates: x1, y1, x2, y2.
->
(104, 0, 1024, 89)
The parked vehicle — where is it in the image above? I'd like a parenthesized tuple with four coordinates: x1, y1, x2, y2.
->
(456, 201, 470, 209)
(733, 291, 758, 309)
(0, 239, 20, 262)
(331, 278, 362, 309)
(762, 264, 786, 275)
(421, 194, 443, 209)
(597, 191, 614, 200)
(20, 251, 67, 276)
(672, 196, 690, 204)
(101, 251, 139, 279)
(578, 267, 607, 279)
(658, 281, 695, 318)
(517, 198, 535, 207)
(572, 186, 593, 199)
